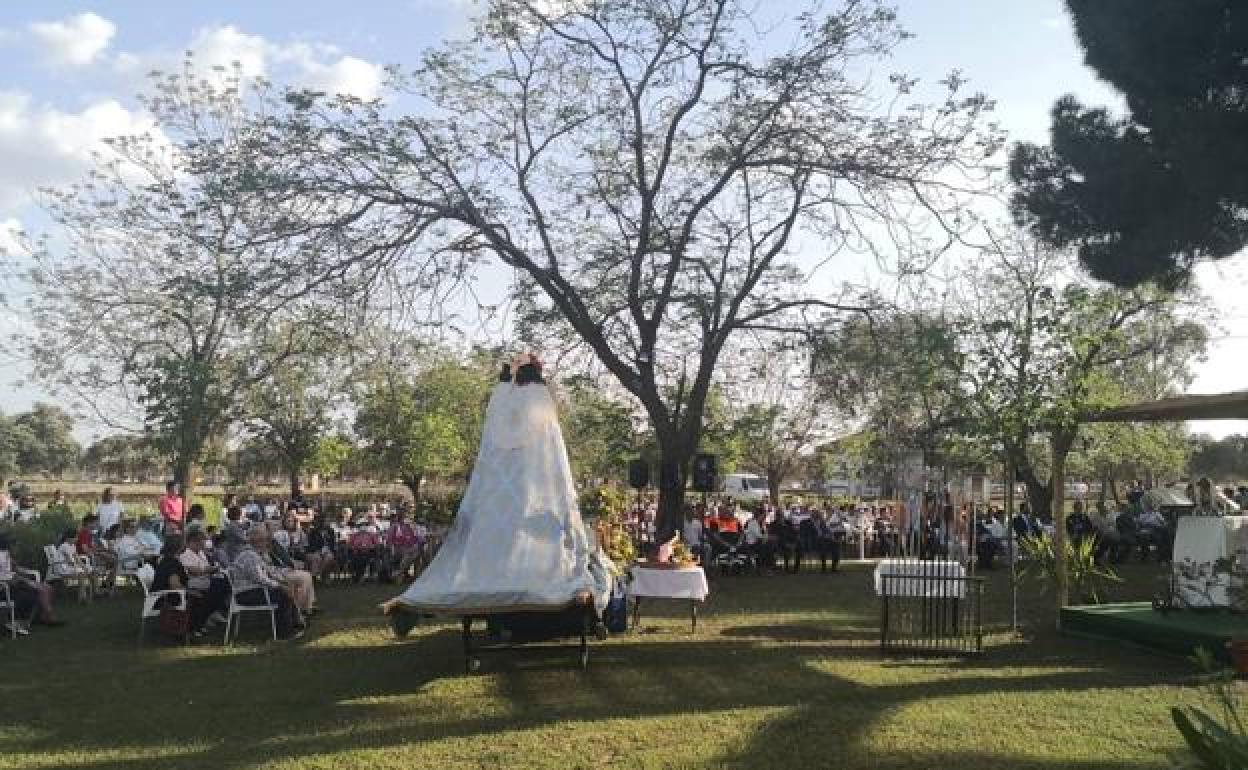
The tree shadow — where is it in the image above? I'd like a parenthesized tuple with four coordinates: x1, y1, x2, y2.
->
(0, 570, 1194, 770)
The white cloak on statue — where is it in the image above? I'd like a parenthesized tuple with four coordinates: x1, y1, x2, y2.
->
(394, 381, 612, 614)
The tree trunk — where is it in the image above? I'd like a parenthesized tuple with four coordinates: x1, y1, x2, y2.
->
(288, 465, 301, 500)
(656, 443, 692, 538)
(1050, 431, 1076, 629)
(403, 473, 423, 504)
(767, 472, 781, 507)
(174, 457, 198, 521)
(1020, 467, 1052, 519)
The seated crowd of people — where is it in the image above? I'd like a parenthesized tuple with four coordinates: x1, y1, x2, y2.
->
(0, 483, 444, 640)
(628, 478, 1219, 577)
(654, 499, 912, 575)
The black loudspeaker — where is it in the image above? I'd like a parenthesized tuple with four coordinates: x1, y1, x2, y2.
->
(691, 453, 717, 493)
(628, 459, 650, 490)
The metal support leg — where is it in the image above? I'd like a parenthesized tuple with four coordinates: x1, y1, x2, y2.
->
(461, 616, 474, 674)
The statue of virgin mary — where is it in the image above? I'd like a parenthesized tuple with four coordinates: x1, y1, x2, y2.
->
(381, 353, 613, 628)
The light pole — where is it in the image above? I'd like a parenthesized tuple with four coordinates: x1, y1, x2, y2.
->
(995, 442, 1018, 633)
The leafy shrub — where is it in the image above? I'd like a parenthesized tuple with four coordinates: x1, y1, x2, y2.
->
(1172, 648, 1248, 769)
(1019, 533, 1122, 604)
(581, 484, 630, 521)
(0, 512, 78, 571)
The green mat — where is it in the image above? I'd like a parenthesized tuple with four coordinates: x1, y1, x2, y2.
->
(1061, 602, 1248, 662)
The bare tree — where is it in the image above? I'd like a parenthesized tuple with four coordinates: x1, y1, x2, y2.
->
(16, 64, 400, 505)
(246, 0, 1000, 529)
(725, 349, 837, 504)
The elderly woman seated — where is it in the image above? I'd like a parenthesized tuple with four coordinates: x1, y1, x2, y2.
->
(0, 532, 65, 633)
(51, 528, 99, 602)
(178, 530, 230, 635)
(265, 520, 318, 617)
(231, 527, 304, 640)
(113, 520, 148, 571)
(346, 520, 383, 583)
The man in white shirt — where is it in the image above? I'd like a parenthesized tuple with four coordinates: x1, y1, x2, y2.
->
(1089, 501, 1124, 563)
(95, 487, 125, 535)
(742, 511, 770, 573)
(114, 522, 146, 569)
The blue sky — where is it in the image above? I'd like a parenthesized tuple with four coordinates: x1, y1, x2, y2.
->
(1, 1, 1245, 439)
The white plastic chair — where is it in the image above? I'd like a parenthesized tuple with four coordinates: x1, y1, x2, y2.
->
(0, 582, 15, 639)
(221, 569, 278, 645)
(114, 552, 146, 589)
(135, 563, 187, 644)
(43, 545, 96, 600)
(1, 567, 44, 636)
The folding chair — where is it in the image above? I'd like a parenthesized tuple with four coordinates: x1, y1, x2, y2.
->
(0, 582, 16, 639)
(43, 545, 95, 602)
(221, 569, 278, 645)
(135, 564, 187, 645)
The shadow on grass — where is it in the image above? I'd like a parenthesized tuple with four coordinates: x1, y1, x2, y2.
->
(1, 624, 1191, 770)
(0, 563, 1189, 770)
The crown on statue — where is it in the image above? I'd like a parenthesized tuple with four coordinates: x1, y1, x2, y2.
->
(510, 352, 542, 371)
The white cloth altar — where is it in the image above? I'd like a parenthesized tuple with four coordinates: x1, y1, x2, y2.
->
(873, 559, 967, 599)
(1173, 515, 1248, 609)
(629, 565, 710, 601)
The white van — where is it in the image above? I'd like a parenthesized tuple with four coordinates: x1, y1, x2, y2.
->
(720, 473, 770, 502)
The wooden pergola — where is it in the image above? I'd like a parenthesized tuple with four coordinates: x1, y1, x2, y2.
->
(1085, 390, 1248, 423)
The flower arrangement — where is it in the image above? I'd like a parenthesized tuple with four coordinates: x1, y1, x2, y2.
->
(584, 485, 635, 573)
(668, 534, 696, 566)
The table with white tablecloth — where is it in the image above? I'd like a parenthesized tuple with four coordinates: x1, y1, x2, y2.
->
(873, 559, 967, 599)
(628, 565, 709, 632)
(1173, 515, 1248, 609)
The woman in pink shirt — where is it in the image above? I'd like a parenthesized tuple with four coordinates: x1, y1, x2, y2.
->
(158, 481, 184, 534)
(385, 510, 424, 581)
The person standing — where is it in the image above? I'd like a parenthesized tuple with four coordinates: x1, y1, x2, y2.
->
(681, 507, 710, 565)
(95, 487, 124, 535)
(743, 510, 769, 573)
(158, 481, 184, 535)
(817, 508, 844, 572)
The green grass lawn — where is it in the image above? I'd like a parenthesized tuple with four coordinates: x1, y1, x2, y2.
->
(0, 560, 1221, 769)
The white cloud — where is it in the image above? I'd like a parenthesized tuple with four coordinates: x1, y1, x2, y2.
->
(0, 24, 382, 219)
(0, 91, 160, 215)
(29, 12, 116, 67)
(0, 217, 24, 257)
(187, 25, 268, 78)
(115, 25, 385, 100)
(274, 45, 385, 100)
